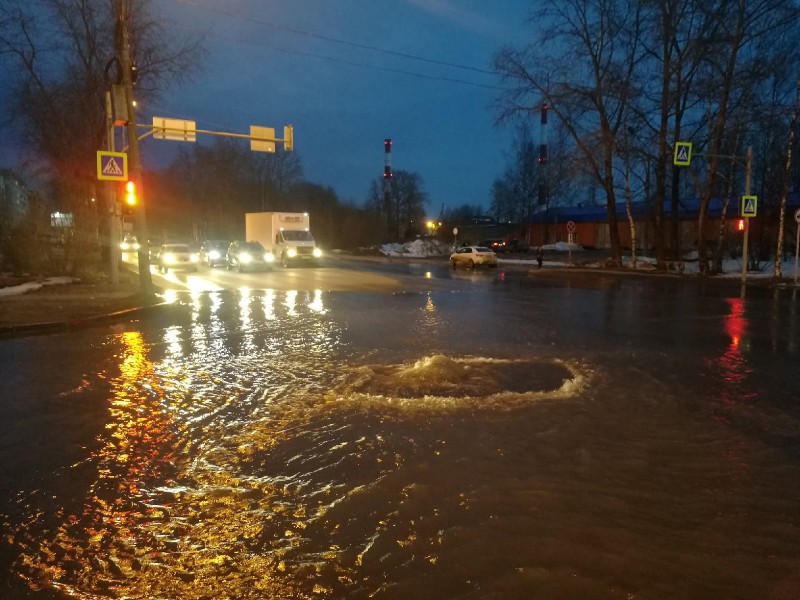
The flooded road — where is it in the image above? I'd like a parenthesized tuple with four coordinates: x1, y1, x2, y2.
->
(1, 265, 799, 599)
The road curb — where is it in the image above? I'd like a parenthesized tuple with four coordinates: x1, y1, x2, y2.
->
(0, 301, 173, 340)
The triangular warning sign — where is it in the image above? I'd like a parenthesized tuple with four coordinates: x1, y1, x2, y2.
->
(744, 199, 754, 213)
(102, 157, 123, 176)
(676, 146, 688, 161)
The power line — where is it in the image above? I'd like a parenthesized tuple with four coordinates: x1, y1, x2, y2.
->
(173, 0, 497, 77)
(169, 25, 504, 90)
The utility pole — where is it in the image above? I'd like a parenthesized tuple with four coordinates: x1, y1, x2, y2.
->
(117, 0, 153, 296)
(105, 91, 119, 284)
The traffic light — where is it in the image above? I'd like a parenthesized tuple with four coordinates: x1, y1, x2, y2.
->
(125, 180, 137, 208)
(737, 218, 745, 231)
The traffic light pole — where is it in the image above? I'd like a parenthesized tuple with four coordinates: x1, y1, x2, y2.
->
(117, 0, 153, 297)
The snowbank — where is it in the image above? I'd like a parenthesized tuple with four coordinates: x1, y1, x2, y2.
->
(380, 239, 452, 257)
(0, 276, 79, 297)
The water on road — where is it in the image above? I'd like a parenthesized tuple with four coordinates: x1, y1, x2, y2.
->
(1, 272, 799, 599)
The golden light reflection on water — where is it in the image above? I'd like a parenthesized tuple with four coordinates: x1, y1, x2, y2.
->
(11, 291, 535, 599)
(285, 290, 298, 316)
(12, 307, 318, 597)
(308, 289, 325, 314)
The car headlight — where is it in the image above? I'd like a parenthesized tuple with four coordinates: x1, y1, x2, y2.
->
(287, 248, 297, 258)
(133, 242, 140, 250)
(209, 250, 220, 260)
(240, 252, 252, 263)
(190, 253, 199, 262)
(164, 253, 176, 264)
(264, 252, 275, 262)
(313, 248, 322, 258)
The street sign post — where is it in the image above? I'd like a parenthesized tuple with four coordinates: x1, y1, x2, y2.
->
(566, 221, 576, 264)
(97, 151, 127, 181)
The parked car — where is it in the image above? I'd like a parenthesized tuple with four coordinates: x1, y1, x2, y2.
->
(226, 240, 275, 272)
(199, 239, 230, 267)
(156, 243, 199, 273)
(450, 246, 498, 269)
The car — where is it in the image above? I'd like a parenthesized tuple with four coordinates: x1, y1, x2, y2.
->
(147, 239, 163, 263)
(119, 234, 140, 252)
(156, 243, 199, 273)
(450, 245, 498, 269)
(199, 239, 230, 267)
(482, 239, 508, 254)
(226, 240, 275, 272)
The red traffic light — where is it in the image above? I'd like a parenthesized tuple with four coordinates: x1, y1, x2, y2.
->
(737, 218, 745, 231)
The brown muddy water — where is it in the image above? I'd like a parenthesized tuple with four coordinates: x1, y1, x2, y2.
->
(1, 279, 799, 599)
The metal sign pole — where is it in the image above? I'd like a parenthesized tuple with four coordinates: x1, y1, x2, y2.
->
(741, 147, 752, 286)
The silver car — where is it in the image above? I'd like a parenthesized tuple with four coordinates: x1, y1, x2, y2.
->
(156, 243, 199, 273)
(449, 246, 498, 269)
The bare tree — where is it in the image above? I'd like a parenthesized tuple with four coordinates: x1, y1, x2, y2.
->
(494, 0, 646, 266)
(0, 0, 202, 273)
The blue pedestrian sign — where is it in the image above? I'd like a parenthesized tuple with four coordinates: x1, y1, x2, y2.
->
(97, 151, 128, 181)
(740, 195, 757, 218)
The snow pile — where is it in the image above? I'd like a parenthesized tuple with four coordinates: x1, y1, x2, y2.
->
(0, 276, 79, 296)
(380, 239, 452, 257)
(547, 241, 584, 252)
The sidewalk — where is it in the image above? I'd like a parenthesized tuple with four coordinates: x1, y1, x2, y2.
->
(0, 268, 163, 338)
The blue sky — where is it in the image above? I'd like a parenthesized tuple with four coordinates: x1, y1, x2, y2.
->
(146, 0, 534, 214)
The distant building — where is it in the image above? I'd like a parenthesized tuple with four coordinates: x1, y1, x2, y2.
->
(527, 193, 800, 252)
(0, 169, 29, 232)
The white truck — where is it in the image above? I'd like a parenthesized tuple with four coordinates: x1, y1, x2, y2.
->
(245, 211, 322, 267)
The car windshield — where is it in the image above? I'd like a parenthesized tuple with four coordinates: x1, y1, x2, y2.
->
(282, 230, 314, 242)
(163, 244, 190, 253)
(242, 242, 265, 252)
(206, 240, 228, 250)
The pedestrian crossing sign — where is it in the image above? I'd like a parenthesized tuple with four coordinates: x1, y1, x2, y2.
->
(97, 151, 128, 181)
(673, 142, 692, 167)
(741, 195, 757, 218)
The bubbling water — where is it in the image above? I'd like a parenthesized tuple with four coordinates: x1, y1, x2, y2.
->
(343, 354, 585, 403)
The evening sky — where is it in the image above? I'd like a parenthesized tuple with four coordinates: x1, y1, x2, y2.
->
(149, 0, 534, 215)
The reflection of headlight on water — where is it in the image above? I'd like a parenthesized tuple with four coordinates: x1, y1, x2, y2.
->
(313, 248, 322, 258)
